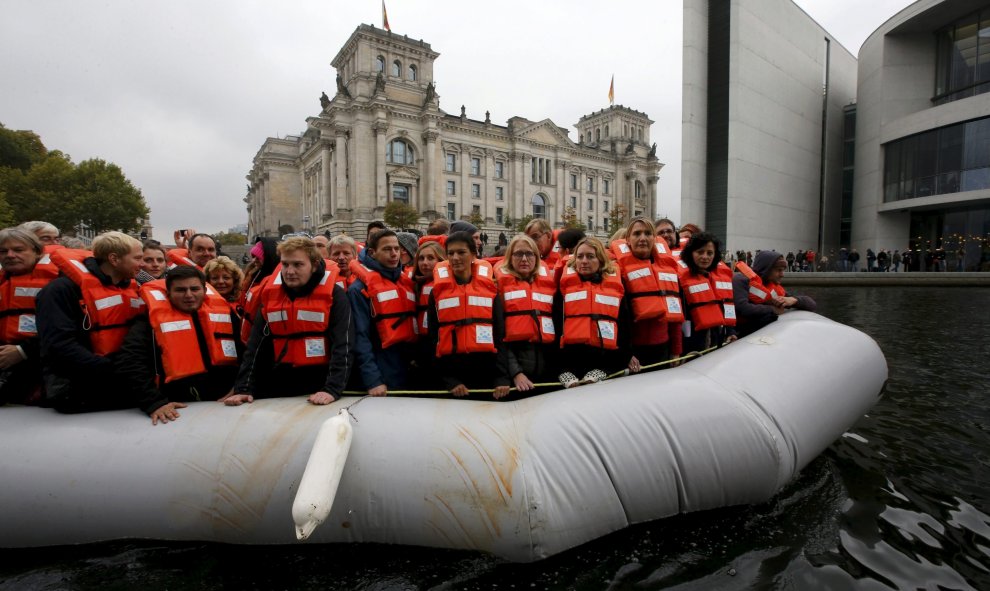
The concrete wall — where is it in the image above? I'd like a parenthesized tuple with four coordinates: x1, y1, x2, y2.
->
(681, 0, 709, 227)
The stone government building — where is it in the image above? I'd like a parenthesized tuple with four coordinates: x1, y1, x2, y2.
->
(246, 24, 663, 239)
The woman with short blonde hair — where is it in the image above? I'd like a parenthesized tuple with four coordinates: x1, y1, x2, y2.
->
(203, 256, 244, 302)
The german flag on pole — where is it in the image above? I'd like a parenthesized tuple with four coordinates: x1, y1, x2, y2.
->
(608, 75, 614, 105)
(382, 1, 391, 31)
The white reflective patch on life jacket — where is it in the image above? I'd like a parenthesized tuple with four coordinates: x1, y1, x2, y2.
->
(468, 296, 492, 308)
(39, 254, 51, 265)
(564, 290, 587, 303)
(305, 337, 326, 357)
(17, 314, 36, 334)
(597, 320, 616, 340)
(319, 271, 331, 285)
(477, 265, 490, 277)
(618, 243, 630, 253)
(246, 290, 253, 302)
(336, 280, 345, 289)
(716, 281, 733, 291)
(688, 283, 711, 294)
(438, 296, 460, 310)
(540, 316, 555, 335)
(206, 285, 217, 296)
(658, 272, 679, 283)
(655, 242, 669, 254)
(149, 289, 167, 301)
(423, 285, 433, 295)
(406, 291, 416, 301)
(94, 294, 123, 310)
(627, 267, 651, 281)
(376, 289, 398, 303)
(267, 310, 287, 323)
(437, 266, 449, 278)
(475, 324, 494, 344)
(273, 273, 284, 285)
(71, 260, 90, 274)
(220, 339, 238, 358)
(678, 260, 687, 268)
(723, 304, 736, 319)
(503, 290, 526, 301)
(209, 313, 231, 324)
(131, 298, 144, 308)
(297, 310, 325, 323)
(666, 296, 683, 314)
(594, 294, 620, 307)
(672, 250, 682, 257)
(160, 319, 192, 333)
(532, 292, 553, 304)
(538, 266, 548, 276)
(749, 286, 767, 300)
(13, 286, 41, 298)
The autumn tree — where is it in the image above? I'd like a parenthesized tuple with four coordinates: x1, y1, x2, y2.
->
(514, 215, 535, 233)
(560, 206, 586, 231)
(383, 200, 420, 229)
(607, 204, 628, 235)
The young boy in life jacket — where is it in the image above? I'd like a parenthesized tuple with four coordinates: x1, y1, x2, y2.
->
(0, 228, 59, 405)
(36, 231, 146, 413)
(116, 266, 241, 425)
(732, 250, 817, 337)
(347, 230, 418, 396)
(221, 237, 354, 406)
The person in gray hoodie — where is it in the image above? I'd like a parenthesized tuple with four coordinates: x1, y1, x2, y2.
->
(731, 250, 816, 337)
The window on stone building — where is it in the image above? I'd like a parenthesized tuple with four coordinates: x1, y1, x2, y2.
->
(603, 179, 610, 194)
(605, 125, 609, 138)
(604, 217, 610, 232)
(495, 161, 504, 178)
(386, 139, 415, 165)
(496, 207, 504, 225)
(447, 180, 456, 195)
(472, 184, 481, 198)
(391, 60, 401, 77)
(392, 185, 409, 203)
(532, 193, 547, 219)
(587, 176, 595, 192)
(569, 195, 576, 208)
(471, 157, 481, 175)
(447, 203, 456, 220)
(472, 205, 481, 217)
(603, 200, 609, 212)
(496, 186, 504, 201)
(376, 56, 385, 72)
(570, 173, 577, 189)
(596, 128, 601, 142)
(587, 198, 593, 211)
(635, 181, 644, 199)
(408, 64, 417, 81)
(445, 153, 456, 172)
(587, 217, 593, 230)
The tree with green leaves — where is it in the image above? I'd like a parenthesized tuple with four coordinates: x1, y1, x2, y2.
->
(0, 123, 47, 172)
(214, 232, 247, 246)
(70, 159, 148, 233)
(607, 204, 628, 235)
(514, 215, 534, 233)
(383, 200, 420, 229)
(468, 210, 484, 226)
(560, 206, 586, 231)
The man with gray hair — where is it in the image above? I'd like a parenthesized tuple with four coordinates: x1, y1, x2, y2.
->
(18, 221, 60, 246)
(36, 231, 146, 413)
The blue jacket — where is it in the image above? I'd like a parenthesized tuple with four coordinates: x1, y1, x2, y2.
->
(347, 250, 411, 391)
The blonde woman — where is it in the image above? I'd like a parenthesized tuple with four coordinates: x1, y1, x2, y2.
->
(203, 256, 243, 303)
(493, 234, 557, 399)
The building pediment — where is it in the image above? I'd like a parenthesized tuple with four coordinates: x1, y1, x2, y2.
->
(513, 119, 574, 147)
(387, 165, 420, 180)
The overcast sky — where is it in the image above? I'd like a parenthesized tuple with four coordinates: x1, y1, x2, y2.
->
(1, 0, 914, 237)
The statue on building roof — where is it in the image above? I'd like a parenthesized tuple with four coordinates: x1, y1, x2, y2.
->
(375, 71, 386, 94)
(423, 82, 436, 106)
(485, 110, 491, 124)
(460, 105, 466, 118)
(335, 74, 351, 99)
(320, 91, 331, 110)
(625, 142, 635, 154)
(649, 142, 657, 157)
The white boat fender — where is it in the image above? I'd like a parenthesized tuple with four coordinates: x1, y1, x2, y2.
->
(291, 410, 354, 540)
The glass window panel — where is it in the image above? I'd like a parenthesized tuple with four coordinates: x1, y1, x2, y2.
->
(935, 28, 954, 97)
(392, 185, 409, 203)
(391, 61, 401, 77)
(963, 118, 990, 170)
(951, 16, 979, 90)
(916, 130, 938, 178)
(961, 167, 990, 191)
(408, 65, 417, 81)
(939, 124, 965, 172)
(884, 141, 901, 202)
(471, 158, 480, 175)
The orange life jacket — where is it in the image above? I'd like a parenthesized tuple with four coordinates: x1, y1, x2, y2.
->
(166, 248, 201, 270)
(672, 236, 689, 260)
(32, 244, 63, 278)
(334, 272, 356, 292)
(678, 263, 737, 331)
(408, 269, 434, 338)
(139, 280, 239, 383)
(432, 260, 497, 357)
(418, 234, 446, 249)
(0, 261, 59, 344)
(610, 239, 684, 324)
(260, 265, 339, 367)
(349, 259, 417, 349)
(494, 264, 556, 344)
(558, 265, 624, 350)
(735, 262, 783, 304)
(50, 248, 144, 356)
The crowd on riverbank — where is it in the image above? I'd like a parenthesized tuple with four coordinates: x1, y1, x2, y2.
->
(729, 246, 982, 273)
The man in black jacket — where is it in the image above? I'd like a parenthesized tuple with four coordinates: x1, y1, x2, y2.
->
(116, 266, 241, 424)
(221, 237, 353, 406)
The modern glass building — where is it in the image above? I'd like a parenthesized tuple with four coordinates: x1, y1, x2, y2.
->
(853, 1, 990, 271)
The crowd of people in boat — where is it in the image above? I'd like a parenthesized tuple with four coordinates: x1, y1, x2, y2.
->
(0, 217, 815, 424)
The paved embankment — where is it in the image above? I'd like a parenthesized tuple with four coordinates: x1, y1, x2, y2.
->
(782, 272, 990, 286)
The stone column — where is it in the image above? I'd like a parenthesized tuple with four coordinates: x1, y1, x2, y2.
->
(511, 152, 525, 221)
(374, 121, 388, 209)
(321, 144, 332, 218)
(334, 126, 349, 211)
(647, 175, 659, 221)
(422, 130, 438, 215)
(459, 144, 469, 220)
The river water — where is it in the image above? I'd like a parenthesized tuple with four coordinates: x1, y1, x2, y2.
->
(2, 287, 989, 590)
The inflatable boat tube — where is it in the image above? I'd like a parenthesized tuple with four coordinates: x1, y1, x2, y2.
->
(0, 312, 885, 562)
